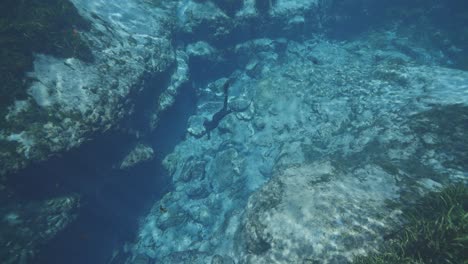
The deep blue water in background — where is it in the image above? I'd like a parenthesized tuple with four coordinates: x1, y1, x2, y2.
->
(6, 80, 197, 264)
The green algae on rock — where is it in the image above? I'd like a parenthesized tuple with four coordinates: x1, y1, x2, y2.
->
(353, 184, 468, 264)
(0, 0, 92, 116)
(0, 0, 177, 177)
(0, 195, 80, 264)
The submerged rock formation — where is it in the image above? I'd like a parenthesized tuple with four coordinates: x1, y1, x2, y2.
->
(239, 162, 399, 263)
(119, 143, 155, 170)
(0, 195, 80, 264)
(0, 1, 179, 262)
(129, 32, 468, 262)
(0, 0, 329, 177)
(0, 0, 177, 176)
(0, 0, 467, 263)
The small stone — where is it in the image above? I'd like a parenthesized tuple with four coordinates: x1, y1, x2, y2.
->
(119, 144, 155, 170)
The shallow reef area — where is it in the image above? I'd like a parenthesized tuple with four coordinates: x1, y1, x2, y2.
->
(0, 0, 467, 263)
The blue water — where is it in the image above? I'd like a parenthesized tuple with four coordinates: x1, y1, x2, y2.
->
(5, 78, 197, 263)
(1, 1, 467, 264)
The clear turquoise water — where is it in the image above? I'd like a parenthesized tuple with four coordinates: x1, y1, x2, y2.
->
(1, 1, 467, 263)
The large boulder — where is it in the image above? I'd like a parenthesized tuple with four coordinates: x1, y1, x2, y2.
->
(0, 0, 178, 176)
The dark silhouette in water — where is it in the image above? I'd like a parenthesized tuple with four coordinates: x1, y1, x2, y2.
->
(203, 78, 233, 139)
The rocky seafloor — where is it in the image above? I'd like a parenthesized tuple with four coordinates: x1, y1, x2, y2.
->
(127, 34, 468, 263)
(0, 0, 467, 263)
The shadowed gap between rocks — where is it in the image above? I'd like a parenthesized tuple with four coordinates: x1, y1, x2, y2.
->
(3, 73, 198, 263)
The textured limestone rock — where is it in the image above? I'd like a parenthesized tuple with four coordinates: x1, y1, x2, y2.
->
(1, 1, 466, 263)
(186, 41, 218, 60)
(0, 195, 80, 264)
(207, 148, 243, 193)
(0, 0, 177, 176)
(176, 1, 231, 39)
(187, 116, 207, 138)
(129, 34, 468, 263)
(238, 162, 399, 263)
(211, 254, 235, 264)
(229, 97, 251, 112)
(0, 0, 344, 177)
(119, 143, 155, 170)
(160, 250, 212, 264)
(176, 0, 323, 43)
(151, 50, 190, 129)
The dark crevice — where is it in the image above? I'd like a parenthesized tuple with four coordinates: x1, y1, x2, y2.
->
(3, 74, 198, 263)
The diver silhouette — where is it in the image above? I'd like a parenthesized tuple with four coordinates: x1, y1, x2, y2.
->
(202, 78, 233, 139)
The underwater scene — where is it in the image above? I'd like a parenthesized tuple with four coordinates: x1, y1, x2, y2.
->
(0, 0, 467, 263)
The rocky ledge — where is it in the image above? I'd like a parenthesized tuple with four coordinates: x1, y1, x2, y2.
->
(0, 0, 177, 176)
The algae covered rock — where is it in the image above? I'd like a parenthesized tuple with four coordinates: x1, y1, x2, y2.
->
(0, 0, 176, 176)
(119, 143, 155, 170)
(0, 195, 80, 264)
(0, 0, 92, 114)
